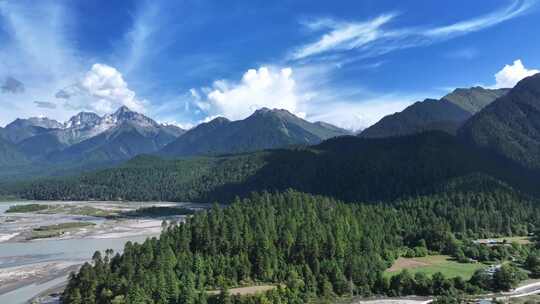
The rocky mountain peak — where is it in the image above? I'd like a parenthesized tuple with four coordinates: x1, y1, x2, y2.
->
(7, 117, 63, 130)
(65, 112, 101, 129)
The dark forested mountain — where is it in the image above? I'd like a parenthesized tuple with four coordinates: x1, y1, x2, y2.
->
(13, 131, 537, 203)
(460, 73, 540, 170)
(361, 87, 509, 138)
(0, 136, 28, 166)
(160, 108, 350, 157)
(16, 132, 67, 160)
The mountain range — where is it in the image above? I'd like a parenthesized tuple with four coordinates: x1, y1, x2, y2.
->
(0, 106, 349, 179)
(0, 106, 185, 169)
(160, 107, 351, 157)
(3, 73, 540, 187)
(8, 73, 540, 202)
(360, 87, 509, 138)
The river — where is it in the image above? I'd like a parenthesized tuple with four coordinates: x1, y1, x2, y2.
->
(0, 200, 202, 304)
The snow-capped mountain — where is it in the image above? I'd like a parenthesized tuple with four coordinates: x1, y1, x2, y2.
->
(6, 106, 186, 163)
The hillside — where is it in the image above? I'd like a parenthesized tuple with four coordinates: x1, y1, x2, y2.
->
(160, 108, 350, 157)
(12, 131, 537, 203)
(460, 73, 540, 170)
(361, 87, 508, 138)
(0, 137, 28, 167)
(61, 189, 540, 303)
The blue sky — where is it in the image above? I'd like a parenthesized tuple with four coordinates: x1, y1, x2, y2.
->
(0, 0, 539, 130)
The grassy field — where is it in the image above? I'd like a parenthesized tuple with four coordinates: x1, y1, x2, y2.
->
(5, 203, 117, 217)
(6, 203, 50, 213)
(29, 222, 96, 240)
(38, 205, 117, 217)
(385, 255, 486, 280)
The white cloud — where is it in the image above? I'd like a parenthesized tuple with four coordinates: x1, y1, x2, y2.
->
(494, 59, 539, 88)
(188, 65, 424, 131)
(0, 2, 155, 126)
(292, 0, 534, 61)
(424, 0, 533, 37)
(160, 121, 194, 130)
(58, 63, 146, 114)
(306, 98, 415, 131)
(191, 67, 303, 121)
(292, 14, 395, 60)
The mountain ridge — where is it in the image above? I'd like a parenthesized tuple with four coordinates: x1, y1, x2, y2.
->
(459, 73, 540, 170)
(361, 87, 509, 138)
(12, 130, 538, 203)
(3, 107, 184, 165)
(0, 106, 348, 180)
(160, 107, 351, 157)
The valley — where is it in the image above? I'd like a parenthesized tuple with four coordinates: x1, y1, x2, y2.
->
(2, 1, 540, 303)
(1, 38, 540, 304)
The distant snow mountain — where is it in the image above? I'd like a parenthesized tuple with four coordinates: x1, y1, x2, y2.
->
(47, 107, 186, 164)
(60, 112, 105, 144)
(2, 117, 63, 143)
(6, 106, 186, 163)
(55, 106, 176, 145)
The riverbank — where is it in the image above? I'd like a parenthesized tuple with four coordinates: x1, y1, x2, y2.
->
(0, 261, 79, 295)
(0, 200, 208, 304)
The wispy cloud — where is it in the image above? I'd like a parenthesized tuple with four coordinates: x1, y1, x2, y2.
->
(1, 77, 25, 94)
(0, 1, 151, 125)
(305, 96, 418, 131)
(0, 1, 81, 80)
(444, 48, 479, 60)
(0, 1, 82, 125)
(292, 14, 396, 60)
(424, 0, 533, 37)
(34, 101, 57, 109)
(120, 0, 161, 75)
(292, 0, 534, 61)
